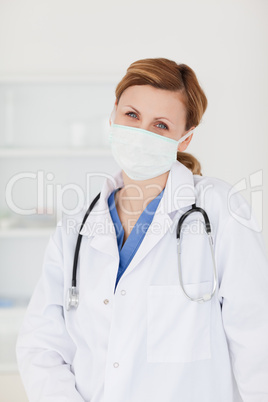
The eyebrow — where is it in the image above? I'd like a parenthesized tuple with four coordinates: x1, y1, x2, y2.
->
(125, 105, 175, 125)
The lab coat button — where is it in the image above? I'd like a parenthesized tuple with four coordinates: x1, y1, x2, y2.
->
(121, 290, 126, 296)
(103, 299, 109, 305)
(113, 362, 119, 368)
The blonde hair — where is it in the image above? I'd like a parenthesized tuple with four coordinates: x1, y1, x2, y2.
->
(115, 58, 208, 175)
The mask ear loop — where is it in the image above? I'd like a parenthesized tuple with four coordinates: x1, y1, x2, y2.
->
(178, 129, 195, 144)
(109, 103, 117, 126)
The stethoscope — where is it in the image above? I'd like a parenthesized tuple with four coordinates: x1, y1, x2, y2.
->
(66, 192, 218, 310)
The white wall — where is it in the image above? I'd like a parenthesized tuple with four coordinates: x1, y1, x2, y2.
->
(0, 0, 267, 238)
(0, 1, 267, 399)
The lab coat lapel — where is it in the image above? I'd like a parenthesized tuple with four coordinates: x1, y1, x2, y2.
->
(79, 168, 124, 260)
(116, 161, 196, 280)
(80, 161, 196, 277)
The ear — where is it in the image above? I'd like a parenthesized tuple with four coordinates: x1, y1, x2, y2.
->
(109, 99, 118, 126)
(177, 126, 195, 152)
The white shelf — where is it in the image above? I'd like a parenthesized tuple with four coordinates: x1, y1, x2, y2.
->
(0, 147, 112, 157)
(0, 73, 121, 83)
(0, 363, 19, 373)
(0, 227, 55, 238)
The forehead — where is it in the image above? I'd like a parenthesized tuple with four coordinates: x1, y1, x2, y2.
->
(118, 85, 186, 123)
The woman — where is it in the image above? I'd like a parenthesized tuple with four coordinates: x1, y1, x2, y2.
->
(16, 58, 268, 402)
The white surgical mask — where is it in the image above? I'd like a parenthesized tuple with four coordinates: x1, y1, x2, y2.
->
(108, 123, 194, 181)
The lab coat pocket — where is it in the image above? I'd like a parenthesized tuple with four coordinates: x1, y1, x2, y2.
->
(147, 281, 212, 363)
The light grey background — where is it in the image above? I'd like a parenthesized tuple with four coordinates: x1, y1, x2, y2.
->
(0, 0, 267, 398)
(1, 0, 267, 239)
(0, 0, 267, 286)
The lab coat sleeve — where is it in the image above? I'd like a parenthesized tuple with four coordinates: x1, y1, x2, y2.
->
(16, 225, 85, 402)
(217, 201, 268, 402)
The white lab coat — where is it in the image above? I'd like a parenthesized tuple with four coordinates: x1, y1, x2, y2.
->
(16, 160, 268, 402)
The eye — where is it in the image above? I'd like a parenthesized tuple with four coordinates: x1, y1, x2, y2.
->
(125, 112, 168, 130)
(126, 111, 138, 119)
(156, 122, 168, 130)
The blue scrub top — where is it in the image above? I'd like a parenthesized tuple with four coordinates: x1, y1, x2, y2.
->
(108, 187, 165, 292)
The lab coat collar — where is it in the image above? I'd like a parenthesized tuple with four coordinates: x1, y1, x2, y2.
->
(78, 160, 196, 284)
(80, 160, 196, 238)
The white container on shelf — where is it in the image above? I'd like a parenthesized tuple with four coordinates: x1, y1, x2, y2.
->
(101, 116, 111, 148)
(69, 121, 87, 147)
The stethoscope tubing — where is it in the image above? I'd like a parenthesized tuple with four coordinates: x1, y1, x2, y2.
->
(67, 192, 218, 310)
(72, 192, 101, 288)
(176, 203, 218, 302)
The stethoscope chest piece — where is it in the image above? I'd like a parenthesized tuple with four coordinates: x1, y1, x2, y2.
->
(66, 286, 79, 311)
